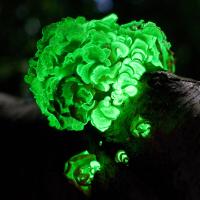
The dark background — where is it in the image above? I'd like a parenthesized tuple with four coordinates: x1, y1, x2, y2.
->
(1, 0, 200, 199)
(0, 0, 200, 97)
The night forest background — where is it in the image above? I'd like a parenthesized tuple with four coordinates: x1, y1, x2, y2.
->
(1, 0, 200, 200)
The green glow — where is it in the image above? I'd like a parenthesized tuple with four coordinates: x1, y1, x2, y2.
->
(64, 150, 101, 195)
(25, 13, 175, 133)
(99, 141, 103, 146)
(115, 150, 129, 164)
(130, 116, 151, 138)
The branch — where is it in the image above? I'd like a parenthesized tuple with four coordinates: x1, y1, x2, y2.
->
(0, 93, 43, 125)
(92, 71, 200, 199)
(1, 71, 200, 199)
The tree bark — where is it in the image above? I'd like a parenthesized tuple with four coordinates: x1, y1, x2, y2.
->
(92, 71, 200, 200)
(3, 71, 200, 200)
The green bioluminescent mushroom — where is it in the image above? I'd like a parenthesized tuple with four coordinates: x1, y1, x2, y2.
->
(64, 150, 101, 195)
(115, 150, 129, 164)
(25, 13, 175, 195)
(25, 14, 175, 138)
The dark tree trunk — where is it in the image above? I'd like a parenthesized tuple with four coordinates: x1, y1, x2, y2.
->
(3, 71, 200, 200)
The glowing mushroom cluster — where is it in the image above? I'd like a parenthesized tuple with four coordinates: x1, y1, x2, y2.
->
(25, 14, 175, 133)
